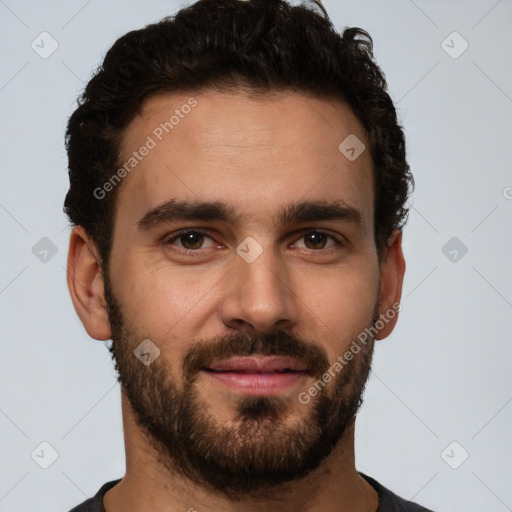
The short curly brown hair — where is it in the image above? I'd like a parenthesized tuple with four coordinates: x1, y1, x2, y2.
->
(64, 0, 413, 266)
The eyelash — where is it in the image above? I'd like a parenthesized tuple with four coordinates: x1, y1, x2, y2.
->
(163, 228, 345, 254)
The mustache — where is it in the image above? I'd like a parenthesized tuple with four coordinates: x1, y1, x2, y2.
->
(182, 330, 330, 383)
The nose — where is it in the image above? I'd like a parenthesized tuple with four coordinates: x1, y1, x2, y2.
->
(219, 244, 299, 334)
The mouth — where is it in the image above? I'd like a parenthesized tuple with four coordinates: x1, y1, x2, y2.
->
(202, 356, 310, 396)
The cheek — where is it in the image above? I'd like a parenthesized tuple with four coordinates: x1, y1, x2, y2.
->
(293, 262, 379, 357)
(112, 257, 224, 345)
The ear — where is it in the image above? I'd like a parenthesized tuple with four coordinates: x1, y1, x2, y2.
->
(66, 226, 112, 340)
(375, 229, 406, 340)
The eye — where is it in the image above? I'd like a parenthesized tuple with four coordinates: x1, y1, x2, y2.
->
(293, 230, 342, 250)
(165, 230, 216, 251)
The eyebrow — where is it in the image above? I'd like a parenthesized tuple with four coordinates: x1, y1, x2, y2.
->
(137, 198, 365, 233)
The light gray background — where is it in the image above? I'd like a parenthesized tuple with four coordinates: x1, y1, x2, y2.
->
(1, 1, 511, 511)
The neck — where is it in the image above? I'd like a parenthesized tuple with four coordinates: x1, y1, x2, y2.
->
(103, 392, 378, 512)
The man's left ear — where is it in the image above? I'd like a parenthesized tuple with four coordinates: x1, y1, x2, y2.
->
(376, 229, 406, 340)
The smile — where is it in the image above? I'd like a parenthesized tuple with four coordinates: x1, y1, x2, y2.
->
(203, 356, 310, 396)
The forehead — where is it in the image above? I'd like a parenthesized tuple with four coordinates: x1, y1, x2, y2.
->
(114, 89, 374, 232)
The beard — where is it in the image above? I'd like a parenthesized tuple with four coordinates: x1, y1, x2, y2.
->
(103, 271, 379, 497)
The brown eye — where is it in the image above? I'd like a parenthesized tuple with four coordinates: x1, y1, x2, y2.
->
(303, 232, 328, 249)
(179, 232, 205, 250)
(166, 230, 215, 251)
(297, 231, 339, 250)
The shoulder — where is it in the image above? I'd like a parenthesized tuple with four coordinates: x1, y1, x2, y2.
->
(68, 479, 121, 512)
(360, 473, 435, 512)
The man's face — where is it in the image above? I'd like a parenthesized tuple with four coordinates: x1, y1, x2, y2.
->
(104, 90, 382, 495)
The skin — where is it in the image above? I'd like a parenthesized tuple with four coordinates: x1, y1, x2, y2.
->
(67, 89, 405, 511)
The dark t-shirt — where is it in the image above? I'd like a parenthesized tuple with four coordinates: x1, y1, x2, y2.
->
(68, 473, 433, 511)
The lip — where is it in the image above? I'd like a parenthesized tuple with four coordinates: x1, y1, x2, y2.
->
(203, 356, 309, 396)
(207, 356, 308, 373)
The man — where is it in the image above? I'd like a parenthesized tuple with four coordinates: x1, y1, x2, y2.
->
(64, 0, 430, 510)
